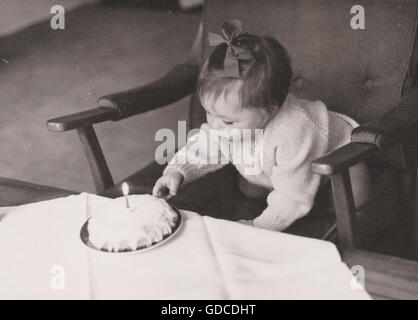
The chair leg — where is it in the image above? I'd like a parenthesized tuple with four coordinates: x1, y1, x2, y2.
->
(77, 125, 114, 193)
(330, 169, 358, 248)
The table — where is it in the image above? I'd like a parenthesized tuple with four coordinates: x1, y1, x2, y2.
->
(0, 177, 417, 299)
(0, 177, 75, 206)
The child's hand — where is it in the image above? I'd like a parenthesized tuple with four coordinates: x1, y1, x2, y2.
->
(152, 169, 184, 199)
(238, 219, 254, 226)
(256, 206, 298, 231)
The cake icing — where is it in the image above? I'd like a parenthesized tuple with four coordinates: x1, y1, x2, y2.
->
(87, 194, 178, 252)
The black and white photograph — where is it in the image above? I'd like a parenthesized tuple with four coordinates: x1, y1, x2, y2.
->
(0, 0, 417, 303)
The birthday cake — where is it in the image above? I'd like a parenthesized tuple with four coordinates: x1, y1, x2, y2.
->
(87, 194, 179, 252)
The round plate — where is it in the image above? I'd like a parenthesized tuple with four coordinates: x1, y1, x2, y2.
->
(80, 205, 183, 254)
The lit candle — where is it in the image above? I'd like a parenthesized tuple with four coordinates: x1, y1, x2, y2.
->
(122, 182, 130, 209)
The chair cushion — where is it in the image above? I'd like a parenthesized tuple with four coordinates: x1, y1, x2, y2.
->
(102, 163, 337, 241)
(190, 0, 418, 128)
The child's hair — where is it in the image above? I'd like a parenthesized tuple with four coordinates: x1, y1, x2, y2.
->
(197, 32, 293, 113)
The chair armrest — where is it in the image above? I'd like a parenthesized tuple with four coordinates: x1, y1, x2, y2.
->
(47, 107, 119, 132)
(98, 62, 200, 120)
(341, 247, 418, 299)
(311, 142, 378, 175)
(47, 62, 200, 132)
(351, 90, 418, 152)
(311, 143, 378, 247)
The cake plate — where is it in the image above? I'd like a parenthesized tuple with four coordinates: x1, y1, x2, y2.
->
(80, 205, 183, 254)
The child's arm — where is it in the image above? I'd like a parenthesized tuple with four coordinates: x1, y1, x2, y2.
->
(253, 124, 328, 231)
(164, 124, 229, 183)
(153, 124, 229, 198)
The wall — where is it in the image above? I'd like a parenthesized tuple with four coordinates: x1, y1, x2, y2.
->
(0, 0, 97, 36)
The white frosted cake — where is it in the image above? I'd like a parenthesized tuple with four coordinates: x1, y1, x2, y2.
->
(87, 194, 179, 252)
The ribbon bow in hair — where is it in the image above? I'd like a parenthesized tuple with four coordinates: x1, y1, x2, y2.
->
(208, 19, 254, 78)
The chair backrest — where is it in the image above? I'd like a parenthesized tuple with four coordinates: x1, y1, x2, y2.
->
(189, 0, 418, 129)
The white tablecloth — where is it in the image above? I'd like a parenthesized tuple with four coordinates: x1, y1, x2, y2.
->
(0, 193, 370, 299)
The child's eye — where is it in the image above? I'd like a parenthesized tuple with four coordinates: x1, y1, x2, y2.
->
(223, 120, 234, 125)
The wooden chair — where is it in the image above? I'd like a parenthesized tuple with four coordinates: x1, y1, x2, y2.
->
(47, 0, 418, 258)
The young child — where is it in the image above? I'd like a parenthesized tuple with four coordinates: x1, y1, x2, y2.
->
(152, 20, 371, 231)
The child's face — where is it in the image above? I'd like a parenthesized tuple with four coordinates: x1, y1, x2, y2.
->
(201, 81, 267, 131)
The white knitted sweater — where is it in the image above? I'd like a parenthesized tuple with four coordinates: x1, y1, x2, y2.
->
(164, 93, 358, 231)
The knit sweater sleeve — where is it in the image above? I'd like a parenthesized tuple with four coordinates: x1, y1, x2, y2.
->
(163, 124, 228, 184)
(253, 105, 330, 231)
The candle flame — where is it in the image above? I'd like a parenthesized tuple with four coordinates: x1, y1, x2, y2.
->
(122, 182, 129, 196)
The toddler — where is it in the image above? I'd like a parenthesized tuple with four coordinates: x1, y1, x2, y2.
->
(152, 20, 370, 231)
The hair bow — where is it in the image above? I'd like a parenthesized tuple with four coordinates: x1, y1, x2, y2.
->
(208, 19, 254, 78)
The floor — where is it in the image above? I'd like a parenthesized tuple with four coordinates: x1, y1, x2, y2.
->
(0, 2, 201, 193)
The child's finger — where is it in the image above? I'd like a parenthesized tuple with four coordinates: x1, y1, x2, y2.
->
(169, 179, 180, 196)
(238, 219, 254, 226)
(160, 186, 171, 199)
(153, 180, 167, 198)
(152, 182, 161, 197)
